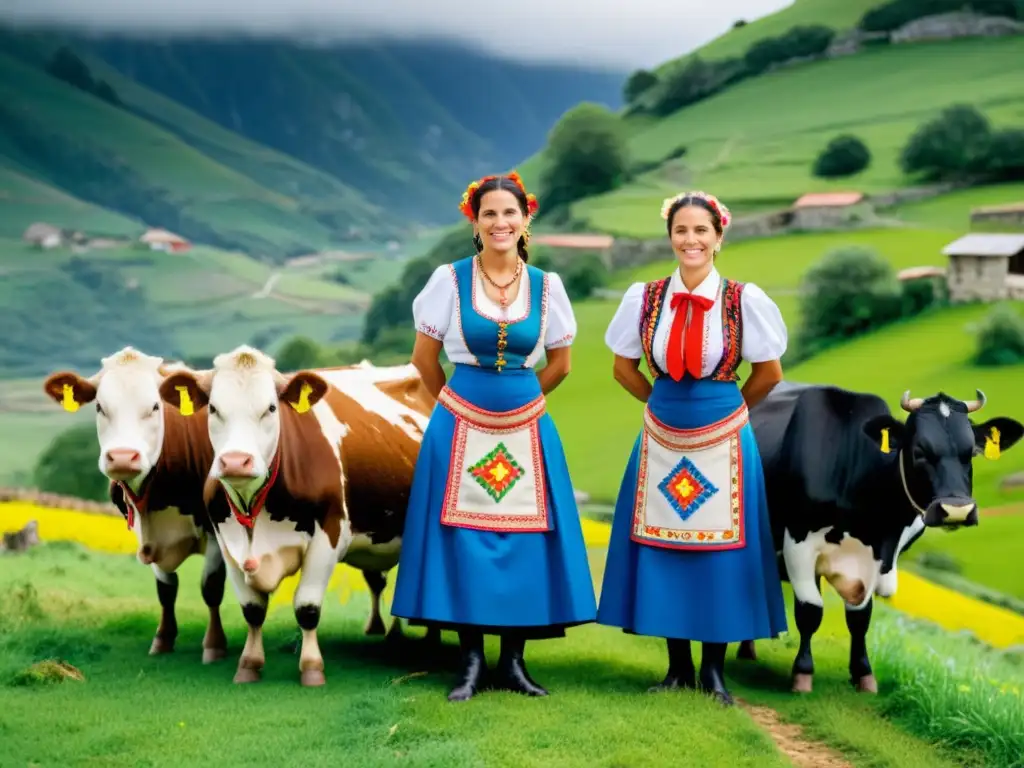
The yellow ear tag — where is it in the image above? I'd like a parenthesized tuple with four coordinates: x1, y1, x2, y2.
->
(61, 383, 79, 413)
(880, 427, 890, 454)
(176, 386, 194, 416)
(984, 426, 1000, 460)
(290, 382, 312, 414)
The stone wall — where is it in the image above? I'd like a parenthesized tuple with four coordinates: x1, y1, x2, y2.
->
(971, 208, 1024, 227)
(869, 182, 964, 209)
(947, 255, 1010, 302)
(891, 12, 1024, 43)
(0, 486, 118, 516)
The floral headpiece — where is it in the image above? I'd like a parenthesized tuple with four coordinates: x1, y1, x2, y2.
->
(458, 170, 539, 222)
(660, 190, 731, 229)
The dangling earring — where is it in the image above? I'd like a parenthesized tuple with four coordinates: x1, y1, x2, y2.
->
(473, 233, 483, 251)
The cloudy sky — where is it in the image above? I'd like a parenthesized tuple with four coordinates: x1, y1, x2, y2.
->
(0, 0, 792, 69)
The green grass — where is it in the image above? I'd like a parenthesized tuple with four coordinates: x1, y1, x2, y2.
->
(904, 514, 1024, 601)
(656, 0, 885, 71)
(894, 182, 1024, 231)
(2, 540, 1015, 767)
(523, 37, 1024, 238)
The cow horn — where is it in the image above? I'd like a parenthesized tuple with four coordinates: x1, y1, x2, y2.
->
(900, 390, 924, 412)
(963, 388, 986, 413)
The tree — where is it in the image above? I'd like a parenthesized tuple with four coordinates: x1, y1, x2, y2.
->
(813, 135, 871, 178)
(623, 70, 658, 103)
(794, 246, 903, 359)
(538, 103, 629, 213)
(33, 424, 109, 502)
(973, 304, 1024, 367)
(275, 336, 325, 371)
(900, 105, 992, 180)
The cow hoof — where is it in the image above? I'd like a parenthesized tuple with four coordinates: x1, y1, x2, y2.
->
(149, 637, 175, 655)
(791, 673, 813, 693)
(365, 618, 387, 636)
(202, 647, 228, 664)
(300, 669, 326, 687)
(854, 674, 877, 693)
(736, 642, 757, 661)
(233, 667, 262, 684)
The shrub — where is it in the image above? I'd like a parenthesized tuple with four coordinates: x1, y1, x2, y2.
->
(900, 275, 947, 317)
(813, 134, 871, 178)
(33, 424, 108, 502)
(623, 69, 658, 103)
(973, 303, 1024, 366)
(900, 105, 993, 180)
(794, 246, 903, 358)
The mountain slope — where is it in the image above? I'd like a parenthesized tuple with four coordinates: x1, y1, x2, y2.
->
(77, 36, 627, 222)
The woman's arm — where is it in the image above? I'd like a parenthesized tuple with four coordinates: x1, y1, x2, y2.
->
(612, 355, 652, 403)
(537, 346, 571, 395)
(410, 332, 447, 399)
(741, 359, 782, 409)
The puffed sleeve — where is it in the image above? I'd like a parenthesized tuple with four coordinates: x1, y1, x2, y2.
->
(604, 282, 645, 359)
(740, 283, 788, 362)
(544, 272, 577, 349)
(411, 264, 454, 341)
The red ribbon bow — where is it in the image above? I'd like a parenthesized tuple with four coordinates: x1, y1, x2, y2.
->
(666, 292, 714, 381)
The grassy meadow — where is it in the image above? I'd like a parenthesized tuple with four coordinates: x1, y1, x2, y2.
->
(1, 516, 1022, 768)
(519, 36, 1024, 237)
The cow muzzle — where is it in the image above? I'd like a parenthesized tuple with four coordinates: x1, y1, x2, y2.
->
(218, 451, 257, 479)
(105, 448, 143, 479)
(925, 497, 978, 528)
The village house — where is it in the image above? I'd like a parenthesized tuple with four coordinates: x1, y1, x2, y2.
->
(140, 227, 191, 253)
(942, 233, 1024, 302)
(22, 222, 64, 248)
(789, 191, 874, 230)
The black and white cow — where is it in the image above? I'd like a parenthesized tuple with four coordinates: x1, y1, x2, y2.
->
(736, 382, 1023, 693)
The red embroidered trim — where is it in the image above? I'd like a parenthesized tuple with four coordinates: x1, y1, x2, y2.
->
(639, 277, 670, 378)
(222, 451, 281, 529)
(710, 279, 744, 382)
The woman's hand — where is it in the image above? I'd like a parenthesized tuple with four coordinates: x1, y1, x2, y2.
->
(411, 333, 447, 399)
(741, 359, 783, 409)
(537, 346, 571, 395)
(612, 355, 652, 403)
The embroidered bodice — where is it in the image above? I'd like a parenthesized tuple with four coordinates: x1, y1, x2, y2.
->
(413, 256, 576, 370)
(604, 266, 787, 379)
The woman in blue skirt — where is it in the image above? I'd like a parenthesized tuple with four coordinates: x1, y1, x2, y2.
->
(597, 191, 788, 706)
(391, 171, 597, 702)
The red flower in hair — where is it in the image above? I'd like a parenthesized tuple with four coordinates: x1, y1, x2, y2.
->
(458, 170, 539, 221)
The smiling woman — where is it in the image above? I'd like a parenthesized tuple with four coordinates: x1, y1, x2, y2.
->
(596, 190, 789, 707)
(392, 171, 598, 703)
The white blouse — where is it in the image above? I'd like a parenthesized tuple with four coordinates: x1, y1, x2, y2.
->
(604, 266, 787, 377)
(413, 259, 577, 368)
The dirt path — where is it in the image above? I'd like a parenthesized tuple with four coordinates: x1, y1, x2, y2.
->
(738, 699, 853, 768)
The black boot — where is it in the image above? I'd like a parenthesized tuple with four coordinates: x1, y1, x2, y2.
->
(495, 632, 548, 696)
(649, 637, 696, 692)
(698, 642, 733, 706)
(448, 630, 487, 702)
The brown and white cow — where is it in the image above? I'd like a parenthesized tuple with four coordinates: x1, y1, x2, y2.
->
(159, 345, 436, 687)
(42, 347, 228, 664)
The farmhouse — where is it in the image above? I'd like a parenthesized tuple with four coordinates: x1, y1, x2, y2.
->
(942, 233, 1024, 302)
(970, 201, 1024, 228)
(22, 222, 63, 248)
(140, 228, 191, 253)
(789, 192, 873, 230)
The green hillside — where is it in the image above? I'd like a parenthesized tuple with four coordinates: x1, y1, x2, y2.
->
(523, 35, 1024, 237)
(0, 48, 395, 258)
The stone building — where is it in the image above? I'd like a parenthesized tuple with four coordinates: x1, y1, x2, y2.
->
(970, 202, 1024, 228)
(942, 233, 1024, 302)
(789, 192, 874, 230)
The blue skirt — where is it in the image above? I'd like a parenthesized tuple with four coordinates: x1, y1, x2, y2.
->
(597, 376, 787, 643)
(391, 364, 597, 639)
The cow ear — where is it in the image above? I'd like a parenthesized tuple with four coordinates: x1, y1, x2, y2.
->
(863, 415, 904, 455)
(279, 371, 329, 414)
(159, 372, 209, 415)
(43, 371, 97, 412)
(972, 417, 1024, 460)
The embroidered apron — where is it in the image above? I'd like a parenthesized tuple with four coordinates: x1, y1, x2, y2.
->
(631, 401, 748, 551)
